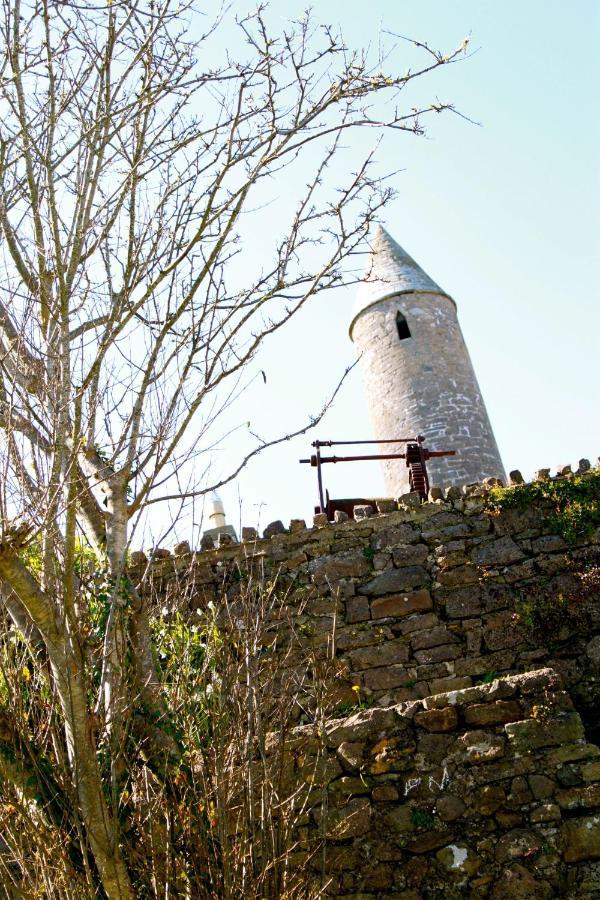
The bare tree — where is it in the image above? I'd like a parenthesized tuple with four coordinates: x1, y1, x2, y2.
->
(0, 0, 465, 895)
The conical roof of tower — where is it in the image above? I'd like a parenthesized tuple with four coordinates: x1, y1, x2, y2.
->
(350, 225, 453, 337)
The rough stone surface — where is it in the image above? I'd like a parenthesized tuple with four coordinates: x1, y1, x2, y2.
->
(321, 797, 371, 839)
(562, 816, 600, 862)
(360, 567, 429, 596)
(414, 706, 458, 732)
(350, 226, 506, 493)
(133, 481, 600, 899)
(173, 541, 191, 556)
(310, 552, 371, 583)
(471, 536, 525, 566)
(370, 589, 433, 620)
(586, 635, 600, 665)
(263, 520, 286, 539)
(261, 668, 599, 894)
(345, 597, 370, 624)
(398, 491, 422, 509)
(130, 550, 148, 566)
(289, 518, 307, 533)
(505, 712, 585, 752)
(151, 547, 171, 559)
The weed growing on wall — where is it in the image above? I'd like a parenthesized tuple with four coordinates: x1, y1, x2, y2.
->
(486, 470, 600, 543)
(410, 809, 435, 830)
(514, 566, 599, 646)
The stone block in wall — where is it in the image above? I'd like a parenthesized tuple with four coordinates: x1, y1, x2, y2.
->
(391, 543, 429, 567)
(414, 706, 458, 733)
(505, 712, 585, 752)
(316, 797, 372, 840)
(440, 585, 483, 618)
(454, 651, 516, 678)
(410, 625, 457, 651)
(480, 581, 516, 613)
(454, 729, 506, 764)
(582, 760, 600, 781)
(562, 815, 600, 862)
(429, 676, 472, 694)
(397, 612, 439, 634)
(555, 783, 600, 812)
(463, 700, 523, 727)
(353, 505, 374, 521)
(435, 794, 466, 822)
(360, 566, 429, 596)
(531, 534, 568, 553)
(414, 644, 461, 665)
(464, 622, 483, 655)
(415, 662, 453, 682)
(436, 564, 479, 588)
(473, 783, 507, 815)
(535, 553, 570, 576)
(491, 504, 549, 537)
(370, 589, 432, 619)
(513, 667, 564, 695)
(483, 611, 527, 651)
(434, 540, 468, 569)
(336, 625, 391, 653)
(289, 518, 307, 533)
(309, 550, 372, 584)
(529, 774, 556, 800)
(424, 676, 518, 709)
(325, 706, 400, 747)
(345, 596, 370, 624)
(362, 665, 413, 692)
(471, 536, 526, 566)
(348, 638, 410, 671)
(423, 521, 471, 542)
(371, 522, 421, 550)
(415, 732, 455, 765)
(336, 742, 365, 772)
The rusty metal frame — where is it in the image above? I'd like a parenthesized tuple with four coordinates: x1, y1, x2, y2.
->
(300, 436, 455, 515)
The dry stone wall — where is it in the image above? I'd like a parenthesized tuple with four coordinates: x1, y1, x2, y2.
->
(134, 474, 600, 739)
(271, 668, 600, 898)
(132, 468, 600, 897)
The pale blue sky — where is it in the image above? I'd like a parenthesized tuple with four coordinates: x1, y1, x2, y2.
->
(153, 1, 600, 545)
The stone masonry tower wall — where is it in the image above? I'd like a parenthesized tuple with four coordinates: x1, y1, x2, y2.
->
(350, 227, 505, 495)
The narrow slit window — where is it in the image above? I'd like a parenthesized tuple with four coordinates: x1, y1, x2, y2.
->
(396, 311, 411, 341)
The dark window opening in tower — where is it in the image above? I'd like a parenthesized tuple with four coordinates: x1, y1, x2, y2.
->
(396, 311, 411, 341)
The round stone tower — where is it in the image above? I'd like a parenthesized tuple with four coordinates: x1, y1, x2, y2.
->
(350, 226, 505, 495)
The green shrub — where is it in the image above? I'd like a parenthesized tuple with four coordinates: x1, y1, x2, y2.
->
(410, 808, 435, 829)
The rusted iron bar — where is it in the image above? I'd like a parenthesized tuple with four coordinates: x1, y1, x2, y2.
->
(312, 438, 423, 447)
(300, 453, 408, 465)
(299, 451, 455, 466)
